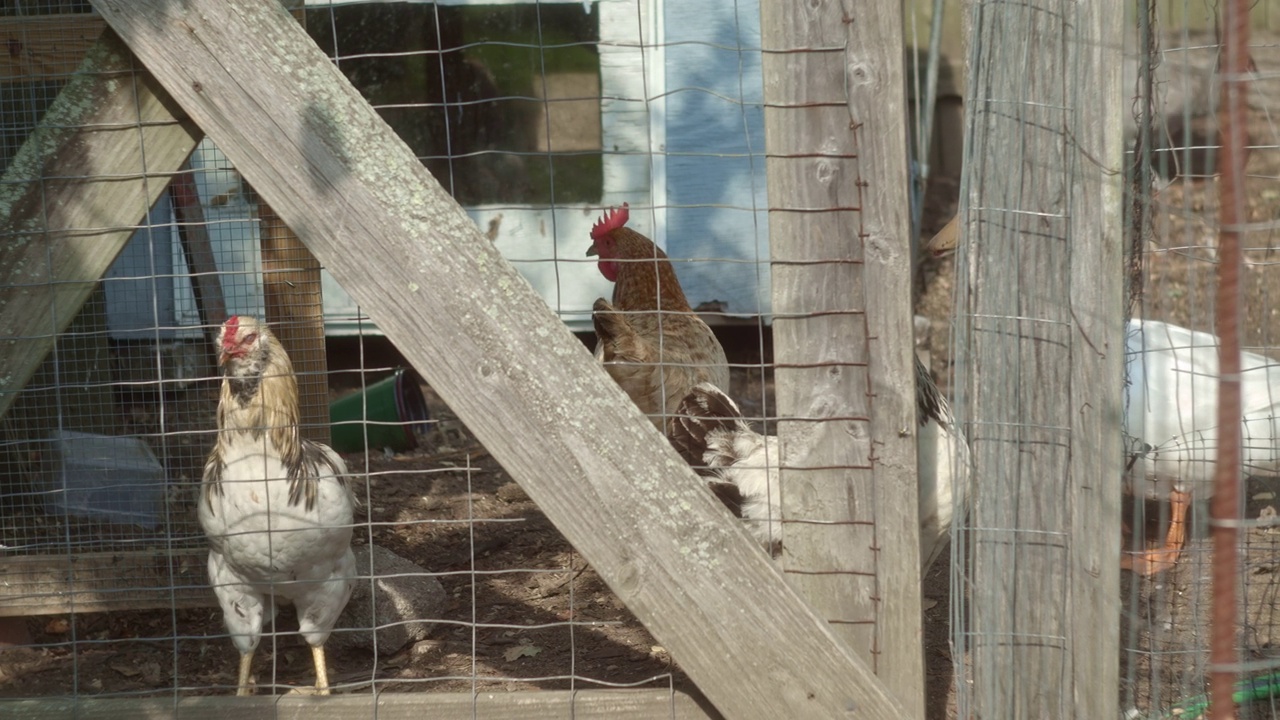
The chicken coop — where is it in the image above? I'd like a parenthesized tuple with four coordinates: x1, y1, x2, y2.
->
(0, 0, 1274, 717)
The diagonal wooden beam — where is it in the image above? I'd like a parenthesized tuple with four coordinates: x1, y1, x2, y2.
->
(0, 30, 201, 420)
(89, 1, 905, 717)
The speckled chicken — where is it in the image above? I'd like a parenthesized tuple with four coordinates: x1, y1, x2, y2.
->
(587, 203, 730, 433)
(199, 316, 355, 695)
(669, 364, 969, 574)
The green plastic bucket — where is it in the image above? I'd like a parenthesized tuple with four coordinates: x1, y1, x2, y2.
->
(329, 368, 430, 453)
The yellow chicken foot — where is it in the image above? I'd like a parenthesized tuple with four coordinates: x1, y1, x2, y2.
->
(312, 644, 331, 695)
(1121, 489, 1191, 576)
(236, 651, 255, 696)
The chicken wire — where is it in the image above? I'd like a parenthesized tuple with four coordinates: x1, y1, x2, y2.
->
(0, 2, 211, 572)
(1118, 2, 1280, 718)
(0, 0, 791, 710)
(943, 0, 1280, 718)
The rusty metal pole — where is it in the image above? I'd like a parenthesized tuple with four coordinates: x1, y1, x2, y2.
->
(1210, 0, 1249, 717)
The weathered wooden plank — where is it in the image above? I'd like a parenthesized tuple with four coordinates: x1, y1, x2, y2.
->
(0, 30, 202, 421)
(0, 14, 106, 80)
(956, 0, 1123, 717)
(761, 1, 923, 715)
(0, 691, 718, 720)
(89, 1, 904, 717)
(842, 4, 927, 713)
(0, 550, 209, 617)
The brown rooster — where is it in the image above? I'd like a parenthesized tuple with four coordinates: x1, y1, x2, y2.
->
(587, 203, 730, 432)
(199, 316, 355, 695)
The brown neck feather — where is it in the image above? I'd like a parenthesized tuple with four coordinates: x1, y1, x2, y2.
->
(217, 344, 303, 465)
(609, 229, 693, 313)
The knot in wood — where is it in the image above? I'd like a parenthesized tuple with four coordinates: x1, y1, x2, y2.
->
(615, 558, 642, 597)
(814, 159, 836, 185)
(849, 62, 872, 86)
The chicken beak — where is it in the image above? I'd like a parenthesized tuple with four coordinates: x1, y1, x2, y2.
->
(586, 243, 598, 258)
(923, 215, 960, 258)
(217, 350, 229, 367)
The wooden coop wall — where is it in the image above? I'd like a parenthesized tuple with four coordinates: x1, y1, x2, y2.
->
(0, 1, 972, 718)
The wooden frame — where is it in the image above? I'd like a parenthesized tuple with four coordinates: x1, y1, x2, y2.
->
(0, 21, 327, 610)
(37, 0, 912, 716)
(0, 691, 716, 719)
(0, 550, 208, 618)
(0, 0, 963, 715)
(0, 30, 200, 421)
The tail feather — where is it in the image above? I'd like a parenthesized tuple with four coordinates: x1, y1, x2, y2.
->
(591, 298, 636, 363)
(668, 382, 749, 470)
(708, 481, 745, 518)
(915, 354, 952, 430)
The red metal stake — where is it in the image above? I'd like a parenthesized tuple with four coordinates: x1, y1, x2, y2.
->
(1210, 0, 1249, 718)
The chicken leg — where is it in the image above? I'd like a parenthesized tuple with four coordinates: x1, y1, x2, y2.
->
(1121, 489, 1191, 576)
(237, 651, 255, 696)
(312, 644, 331, 695)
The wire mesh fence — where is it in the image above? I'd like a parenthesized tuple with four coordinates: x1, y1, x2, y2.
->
(931, 1, 1280, 718)
(8, 0, 1228, 715)
(0, 0, 847, 713)
(1117, 2, 1280, 718)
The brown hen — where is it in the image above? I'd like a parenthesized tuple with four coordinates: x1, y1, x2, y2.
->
(587, 204, 730, 432)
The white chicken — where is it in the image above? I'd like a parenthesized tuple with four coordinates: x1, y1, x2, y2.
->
(914, 354, 973, 573)
(1123, 318, 1280, 575)
(922, 218, 1280, 576)
(668, 356, 970, 575)
(199, 315, 356, 695)
(668, 382, 784, 555)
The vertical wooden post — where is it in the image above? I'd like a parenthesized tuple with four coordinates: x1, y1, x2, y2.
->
(761, 1, 923, 716)
(259, 201, 330, 446)
(956, 1, 1123, 717)
(260, 0, 329, 446)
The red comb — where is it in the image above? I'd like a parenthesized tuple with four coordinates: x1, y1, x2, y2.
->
(223, 316, 240, 344)
(590, 203, 630, 241)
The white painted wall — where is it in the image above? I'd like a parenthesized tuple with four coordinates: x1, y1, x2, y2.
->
(105, 0, 771, 337)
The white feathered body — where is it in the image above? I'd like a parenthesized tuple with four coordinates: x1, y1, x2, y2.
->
(1125, 318, 1280, 502)
(734, 435, 782, 550)
(199, 435, 355, 652)
(917, 394, 971, 573)
(702, 421, 782, 551)
(670, 366, 970, 575)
